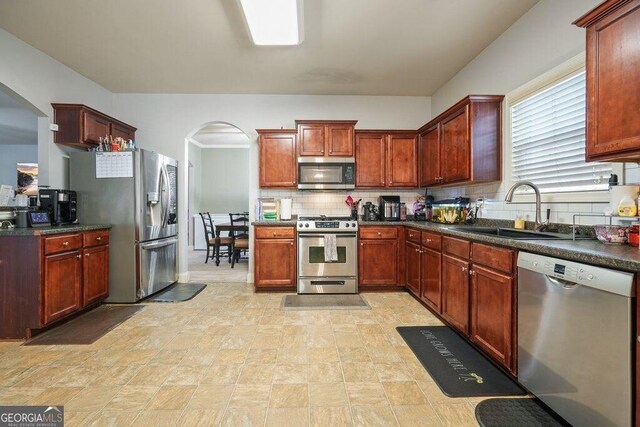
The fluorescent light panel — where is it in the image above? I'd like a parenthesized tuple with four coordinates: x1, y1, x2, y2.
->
(239, 0, 304, 45)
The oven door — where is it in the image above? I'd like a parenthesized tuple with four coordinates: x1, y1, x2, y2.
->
(297, 233, 357, 278)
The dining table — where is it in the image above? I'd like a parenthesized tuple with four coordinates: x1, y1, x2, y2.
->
(214, 222, 249, 266)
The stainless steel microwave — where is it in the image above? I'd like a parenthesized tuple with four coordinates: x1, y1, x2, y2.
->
(297, 157, 355, 190)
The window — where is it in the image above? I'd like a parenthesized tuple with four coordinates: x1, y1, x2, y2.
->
(510, 70, 611, 193)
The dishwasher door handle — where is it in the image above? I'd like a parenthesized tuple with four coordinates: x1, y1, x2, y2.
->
(545, 274, 580, 289)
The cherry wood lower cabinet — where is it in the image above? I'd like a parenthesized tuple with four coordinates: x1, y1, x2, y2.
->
(420, 247, 441, 312)
(469, 243, 517, 373)
(254, 226, 296, 290)
(358, 226, 402, 287)
(0, 228, 110, 339)
(441, 253, 471, 334)
(405, 240, 421, 296)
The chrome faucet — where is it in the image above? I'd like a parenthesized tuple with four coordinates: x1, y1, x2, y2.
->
(505, 180, 546, 231)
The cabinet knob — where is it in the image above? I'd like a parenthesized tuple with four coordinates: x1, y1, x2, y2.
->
(461, 266, 467, 272)
(85, 253, 90, 257)
(377, 232, 381, 236)
(360, 243, 364, 246)
(76, 254, 82, 259)
(425, 239, 432, 243)
(290, 242, 294, 246)
(389, 181, 392, 184)
(469, 269, 475, 276)
(321, 150, 324, 154)
(96, 237, 102, 241)
(409, 234, 414, 238)
(62, 241, 69, 246)
(329, 150, 332, 153)
(273, 232, 277, 236)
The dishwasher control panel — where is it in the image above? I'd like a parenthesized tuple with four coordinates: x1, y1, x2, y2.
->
(517, 252, 635, 297)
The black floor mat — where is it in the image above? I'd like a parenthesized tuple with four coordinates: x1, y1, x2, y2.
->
(396, 326, 526, 397)
(476, 398, 570, 426)
(145, 282, 206, 302)
(25, 305, 142, 345)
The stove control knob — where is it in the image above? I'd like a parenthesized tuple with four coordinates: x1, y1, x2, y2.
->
(345, 223, 350, 228)
(352, 223, 357, 227)
(298, 223, 302, 228)
(305, 223, 309, 228)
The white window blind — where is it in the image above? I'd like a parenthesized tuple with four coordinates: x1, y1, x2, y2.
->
(511, 71, 611, 193)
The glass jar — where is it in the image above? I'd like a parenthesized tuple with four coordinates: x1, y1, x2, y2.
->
(628, 224, 639, 247)
(400, 203, 407, 221)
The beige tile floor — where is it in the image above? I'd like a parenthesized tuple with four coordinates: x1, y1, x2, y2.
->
(0, 276, 489, 426)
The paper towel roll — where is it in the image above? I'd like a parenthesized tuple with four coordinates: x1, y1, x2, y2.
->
(280, 198, 292, 220)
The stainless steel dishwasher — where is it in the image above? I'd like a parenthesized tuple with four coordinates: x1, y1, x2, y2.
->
(517, 252, 634, 427)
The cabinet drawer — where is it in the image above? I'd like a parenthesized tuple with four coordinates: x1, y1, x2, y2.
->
(83, 229, 110, 247)
(405, 228, 421, 244)
(421, 231, 441, 250)
(43, 234, 82, 255)
(472, 243, 514, 274)
(442, 236, 470, 259)
(255, 226, 295, 239)
(360, 227, 398, 239)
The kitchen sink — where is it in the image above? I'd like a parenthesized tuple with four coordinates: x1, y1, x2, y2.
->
(445, 226, 575, 240)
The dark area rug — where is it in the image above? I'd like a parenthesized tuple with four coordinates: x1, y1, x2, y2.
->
(281, 294, 370, 310)
(396, 326, 526, 397)
(25, 305, 142, 345)
(476, 398, 570, 426)
(145, 282, 206, 302)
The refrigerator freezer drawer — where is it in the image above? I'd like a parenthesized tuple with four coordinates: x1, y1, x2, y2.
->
(137, 236, 177, 299)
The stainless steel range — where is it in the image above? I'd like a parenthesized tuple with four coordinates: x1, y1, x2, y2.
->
(297, 216, 358, 294)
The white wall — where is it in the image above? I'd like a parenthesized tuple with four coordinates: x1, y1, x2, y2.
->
(0, 144, 37, 188)
(199, 148, 250, 214)
(427, 0, 609, 225)
(112, 94, 431, 281)
(188, 142, 202, 213)
(0, 28, 113, 188)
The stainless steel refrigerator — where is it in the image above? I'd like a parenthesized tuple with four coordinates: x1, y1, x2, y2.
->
(70, 149, 178, 302)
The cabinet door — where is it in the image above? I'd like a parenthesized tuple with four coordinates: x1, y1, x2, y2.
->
(298, 124, 325, 156)
(355, 133, 386, 187)
(82, 111, 110, 145)
(387, 134, 418, 187)
(441, 107, 471, 184)
(43, 251, 82, 325)
(111, 122, 136, 141)
(259, 133, 297, 188)
(83, 244, 109, 306)
(358, 239, 398, 286)
(327, 124, 354, 156)
(470, 264, 514, 371)
(419, 126, 441, 187)
(254, 238, 296, 287)
(441, 254, 470, 334)
(584, 2, 640, 161)
(405, 241, 421, 296)
(421, 247, 441, 313)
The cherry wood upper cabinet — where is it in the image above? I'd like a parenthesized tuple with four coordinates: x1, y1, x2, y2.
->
(52, 104, 136, 149)
(258, 129, 298, 188)
(355, 130, 418, 188)
(296, 120, 357, 157)
(417, 95, 503, 187)
(574, 0, 640, 162)
(419, 125, 440, 187)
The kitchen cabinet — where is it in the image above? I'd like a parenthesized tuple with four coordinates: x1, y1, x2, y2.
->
(405, 240, 421, 296)
(257, 129, 298, 188)
(574, 0, 640, 162)
(355, 131, 418, 188)
(52, 104, 136, 148)
(358, 226, 402, 287)
(469, 242, 516, 373)
(254, 226, 296, 290)
(420, 231, 442, 312)
(418, 95, 503, 187)
(441, 252, 471, 334)
(296, 120, 357, 157)
(0, 228, 111, 339)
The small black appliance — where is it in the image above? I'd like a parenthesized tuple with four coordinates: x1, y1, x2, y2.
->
(38, 189, 77, 225)
(379, 196, 401, 221)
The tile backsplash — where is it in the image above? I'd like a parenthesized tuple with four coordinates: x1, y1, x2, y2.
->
(259, 189, 424, 218)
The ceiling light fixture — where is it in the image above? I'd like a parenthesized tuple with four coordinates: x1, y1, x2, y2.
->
(239, 0, 304, 46)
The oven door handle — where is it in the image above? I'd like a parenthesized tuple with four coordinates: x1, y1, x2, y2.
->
(298, 233, 358, 238)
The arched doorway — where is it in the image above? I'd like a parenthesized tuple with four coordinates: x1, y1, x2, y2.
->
(185, 121, 251, 283)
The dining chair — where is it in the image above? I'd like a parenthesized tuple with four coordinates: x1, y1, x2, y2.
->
(199, 212, 231, 265)
(229, 212, 250, 268)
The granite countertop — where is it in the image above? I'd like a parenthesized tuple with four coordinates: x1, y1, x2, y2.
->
(360, 220, 640, 273)
(252, 220, 298, 226)
(0, 224, 111, 236)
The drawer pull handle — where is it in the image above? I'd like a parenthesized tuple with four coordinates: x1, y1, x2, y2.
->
(96, 237, 102, 241)
(62, 241, 69, 246)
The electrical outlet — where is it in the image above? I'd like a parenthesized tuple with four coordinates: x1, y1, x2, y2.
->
(49, 123, 59, 131)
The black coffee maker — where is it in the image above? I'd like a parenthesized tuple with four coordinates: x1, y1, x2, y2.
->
(39, 189, 78, 225)
(363, 202, 379, 221)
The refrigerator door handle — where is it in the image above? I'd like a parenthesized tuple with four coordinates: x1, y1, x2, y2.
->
(160, 165, 170, 228)
(141, 237, 178, 250)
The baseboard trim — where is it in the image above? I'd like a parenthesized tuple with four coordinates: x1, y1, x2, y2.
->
(178, 272, 190, 283)
(247, 273, 254, 284)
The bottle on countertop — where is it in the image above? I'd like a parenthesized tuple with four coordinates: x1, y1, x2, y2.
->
(400, 203, 407, 221)
(617, 195, 637, 217)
